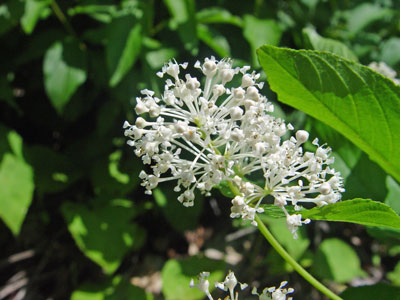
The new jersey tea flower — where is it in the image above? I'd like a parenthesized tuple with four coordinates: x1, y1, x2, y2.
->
(124, 57, 344, 237)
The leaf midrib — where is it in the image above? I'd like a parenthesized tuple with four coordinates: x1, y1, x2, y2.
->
(258, 46, 400, 181)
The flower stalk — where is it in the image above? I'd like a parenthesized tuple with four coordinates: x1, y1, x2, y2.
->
(255, 215, 343, 300)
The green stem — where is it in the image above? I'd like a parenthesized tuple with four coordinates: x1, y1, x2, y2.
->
(255, 215, 343, 300)
(51, 0, 86, 50)
(226, 181, 341, 299)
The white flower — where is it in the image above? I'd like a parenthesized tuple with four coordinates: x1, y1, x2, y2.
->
(191, 271, 294, 300)
(190, 272, 213, 300)
(368, 61, 400, 85)
(124, 57, 344, 237)
(252, 281, 294, 300)
(215, 270, 248, 300)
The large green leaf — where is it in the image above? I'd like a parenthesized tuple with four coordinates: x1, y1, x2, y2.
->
(43, 40, 87, 113)
(302, 28, 358, 62)
(301, 199, 400, 229)
(312, 238, 365, 283)
(257, 45, 400, 182)
(0, 128, 34, 236)
(106, 16, 142, 87)
(62, 199, 145, 274)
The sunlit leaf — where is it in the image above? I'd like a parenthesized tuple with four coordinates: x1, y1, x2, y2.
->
(20, 0, 51, 34)
(301, 199, 400, 229)
(257, 45, 400, 182)
(312, 238, 366, 283)
(62, 199, 146, 274)
(0, 128, 34, 236)
(303, 27, 358, 62)
(43, 40, 87, 113)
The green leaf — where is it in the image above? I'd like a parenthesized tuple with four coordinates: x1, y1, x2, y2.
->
(243, 15, 282, 65)
(196, 7, 242, 27)
(259, 204, 296, 218)
(197, 24, 230, 58)
(68, 4, 117, 23)
(145, 48, 177, 70)
(388, 260, 400, 286)
(161, 257, 225, 300)
(385, 176, 400, 214)
(71, 276, 153, 300)
(257, 45, 400, 182)
(62, 199, 146, 274)
(43, 40, 87, 113)
(380, 38, 400, 67)
(0, 1, 24, 36)
(164, 0, 198, 55)
(312, 238, 365, 283)
(264, 216, 310, 260)
(153, 187, 203, 233)
(24, 145, 82, 195)
(301, 199, 400, 229)
(342, 153, 387, 202)
(0, 129, 34, 236)
(343, 3, 392, 37)
(340, 283, 400, 300)
(302, 28, 358, 62)
(106, 16, 142, 87)
(306, 119, 388, 201)
(20, 0, 51, 34)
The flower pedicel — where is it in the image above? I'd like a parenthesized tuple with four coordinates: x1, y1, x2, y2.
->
(124, 57, 344, 238)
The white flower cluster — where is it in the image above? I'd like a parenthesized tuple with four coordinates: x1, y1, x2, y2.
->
(190, 271, 294, 300)
(368, 61, 400, 85)
(124, 57, 344, 237)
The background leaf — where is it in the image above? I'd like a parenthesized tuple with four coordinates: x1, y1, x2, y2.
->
(0, 128, 34, 236)
(106, 16, 142, 87)
(312, 238, 365, 283)
(164, 0, 198, 55)
(196, 7, 242, 27)
(153, 187, 204, 233)
(62, 199, 146, 274)
(302, 27, 358, 62)
(161, 257, 225, 300)
(20, 0, 51, 34)
(243, 15, 282, 65)
(71, 276, 153, 300)
(341, 283, 400, 300)
(43, 40, 87, 113)
(257, 45, 400, 182)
